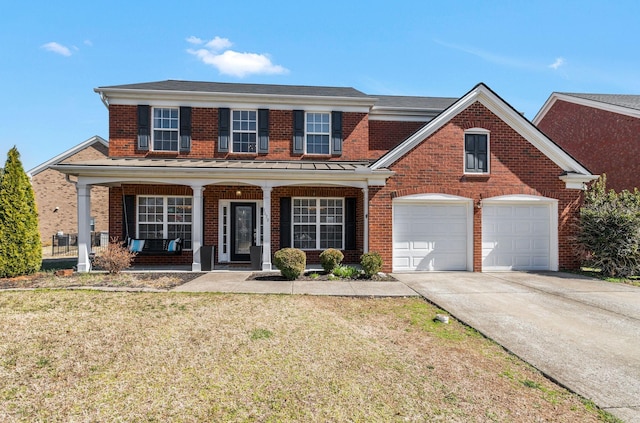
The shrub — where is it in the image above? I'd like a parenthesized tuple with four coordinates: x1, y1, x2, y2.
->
(319, 248, 344, 273)
(576, 175, 640, 278)
(0, 147, 41, 277)
(332, 265, 360, 279)
(361, 252, 383, 277)
(273, 248, 306, 280)
(93, 238, 136, 274)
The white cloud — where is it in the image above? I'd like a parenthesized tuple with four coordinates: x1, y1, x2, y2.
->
(41, 42, 72, 57)
(205, 36, 232, 51)
(549, 57, 566, 70)
(84, 40, 93, 47)
(186, 36, 203, 45)
(187, 36, 288, 78)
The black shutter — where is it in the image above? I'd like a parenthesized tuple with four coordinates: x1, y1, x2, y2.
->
(179, 106, 191, 153)
(218, 108, 230, 153)
(123, 195, 136, 240)
(345, 197, 356, 250)
(293, 110, 304, 154)
(465, 134, 488, 173)
(331, 111, 343, 155)
(137, 105, 150, 150)
(280, 197, 292, 248)
(258, 109, 269, 153)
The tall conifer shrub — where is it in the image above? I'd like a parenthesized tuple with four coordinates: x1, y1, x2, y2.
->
(0, 147, 41, 277)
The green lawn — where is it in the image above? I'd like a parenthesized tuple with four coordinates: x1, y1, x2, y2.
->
(0, 291, 609, 422)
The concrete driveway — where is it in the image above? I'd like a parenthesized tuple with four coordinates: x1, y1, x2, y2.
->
(394, 271, 640, 423)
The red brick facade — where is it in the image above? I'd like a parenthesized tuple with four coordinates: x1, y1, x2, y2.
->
(369, 102, 583, 271)
(537, 100, 640, 192)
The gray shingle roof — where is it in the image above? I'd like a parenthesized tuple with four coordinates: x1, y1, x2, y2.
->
(371, 95, 458, 110)
(561, 93, 640, 111)
(97, 80, 369, 99)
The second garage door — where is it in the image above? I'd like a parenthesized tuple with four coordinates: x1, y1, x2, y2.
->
(482, 198, 557, 271)
(393, 198, 471, 271)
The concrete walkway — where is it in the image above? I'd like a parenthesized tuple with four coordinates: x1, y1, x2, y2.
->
(172, 271, 419, 297)
(395, 271, 640, 423)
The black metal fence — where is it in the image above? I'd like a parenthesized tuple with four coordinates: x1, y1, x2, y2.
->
(51, 232, 109, 256)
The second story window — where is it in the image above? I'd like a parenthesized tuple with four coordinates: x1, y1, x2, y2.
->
(306, 112, 331, 154)
(153, 108, 179, 151)
(232, 110, 257, 153)
(464, 131, 489, 174)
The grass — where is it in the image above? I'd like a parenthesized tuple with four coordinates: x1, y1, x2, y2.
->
(575, 268, 640, 287)
(0, 290, 609, 422)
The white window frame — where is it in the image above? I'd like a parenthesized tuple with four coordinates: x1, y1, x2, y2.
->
(231, 109, 258, 153)
(463, 128, 490, 174)
(137, 195, 193, 249)
(305, 112, 331, 155)
(292, 197, 344, 250)
(152, 107, 179, 152)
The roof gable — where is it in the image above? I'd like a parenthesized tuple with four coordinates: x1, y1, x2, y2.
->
(27, 135, 108, 177)
(534, 92, 640, 124)
(371, 83, 593, 181)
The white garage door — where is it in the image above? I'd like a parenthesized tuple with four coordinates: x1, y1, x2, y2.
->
(482, 202, 554, 271)
(393, 202, 469, 271)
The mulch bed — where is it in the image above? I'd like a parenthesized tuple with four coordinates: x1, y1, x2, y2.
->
(248, 271, 396, 282)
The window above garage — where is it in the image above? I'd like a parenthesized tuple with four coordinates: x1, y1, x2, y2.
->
(464, 129, 490, 174)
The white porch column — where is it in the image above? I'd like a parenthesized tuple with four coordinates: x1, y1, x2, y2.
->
(363, 186, 369, 253)
(76, 183, 92, 272)
(261, 186, 273, 271)
(191, 185, 204, 272)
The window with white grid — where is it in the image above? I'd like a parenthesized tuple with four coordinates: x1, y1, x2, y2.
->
(293, 198, 343, 249)
(232, 110, 257, 153)
(306, 112, 330, 154)
(153, 108, 179, 151)
(137, 196, 192, 249)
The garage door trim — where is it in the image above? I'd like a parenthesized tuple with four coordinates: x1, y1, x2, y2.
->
(393, 194, 473, 272)
(481, 195, 558, 271)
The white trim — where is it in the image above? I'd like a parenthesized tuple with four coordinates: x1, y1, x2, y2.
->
(218, 200, 263, 263)
(392, 194, 473, 272)
(27, 135, 108, 177)
(481, 194, 558, 271)
(95, 87, 375, 112)
(292, 197, 345, 251)
(533, 93, 640, 124)
(463, 128, 490, 175)
(231, 109, 258, 153)
(371, 84, 592, 177)
(151, 106, 180, 152)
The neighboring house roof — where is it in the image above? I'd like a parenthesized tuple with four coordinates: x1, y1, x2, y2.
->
(533, 92, 640, 123)
(372, 83, 596, 189)
(27, 135, 108, 177)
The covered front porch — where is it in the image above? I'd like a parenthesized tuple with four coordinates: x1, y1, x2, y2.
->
(54, 158, 392, 272)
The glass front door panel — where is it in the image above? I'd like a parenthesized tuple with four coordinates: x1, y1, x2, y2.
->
(231, 203, 256, 261)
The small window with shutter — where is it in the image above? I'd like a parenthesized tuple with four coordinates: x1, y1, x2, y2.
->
(464, 131, 489, 174)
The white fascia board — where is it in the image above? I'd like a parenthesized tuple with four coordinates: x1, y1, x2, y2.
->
(369, 107, 441, 122)
(95, 88, 375, 112)
(52, 164, 394, 186)
(533, 93, 640, 124)
(372, 84, 592, 176)
(559, 173, 600, 190)
(27, 135, 108, 177)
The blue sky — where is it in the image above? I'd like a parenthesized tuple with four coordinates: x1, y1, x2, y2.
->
(2, 0, 639, 171)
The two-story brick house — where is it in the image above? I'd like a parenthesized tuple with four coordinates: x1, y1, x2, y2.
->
(56, 80, 596, 273)
(534, 92, 640, 192)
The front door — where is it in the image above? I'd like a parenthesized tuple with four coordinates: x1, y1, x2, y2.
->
(231, 203, 256, 261)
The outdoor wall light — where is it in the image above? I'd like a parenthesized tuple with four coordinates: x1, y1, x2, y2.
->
(236, 190, 242, 197)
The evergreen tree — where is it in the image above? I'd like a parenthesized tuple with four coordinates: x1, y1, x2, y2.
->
(0, 147, 41, 277)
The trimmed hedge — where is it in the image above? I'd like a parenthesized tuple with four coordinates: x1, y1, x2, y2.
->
(273, 248, 306, 280)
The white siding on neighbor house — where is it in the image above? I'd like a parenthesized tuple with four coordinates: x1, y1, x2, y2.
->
(393, 199, 471, 271)
(482, 200, 557, 271)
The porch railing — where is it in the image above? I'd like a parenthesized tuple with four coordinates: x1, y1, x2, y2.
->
(51, 232, 109, 256)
